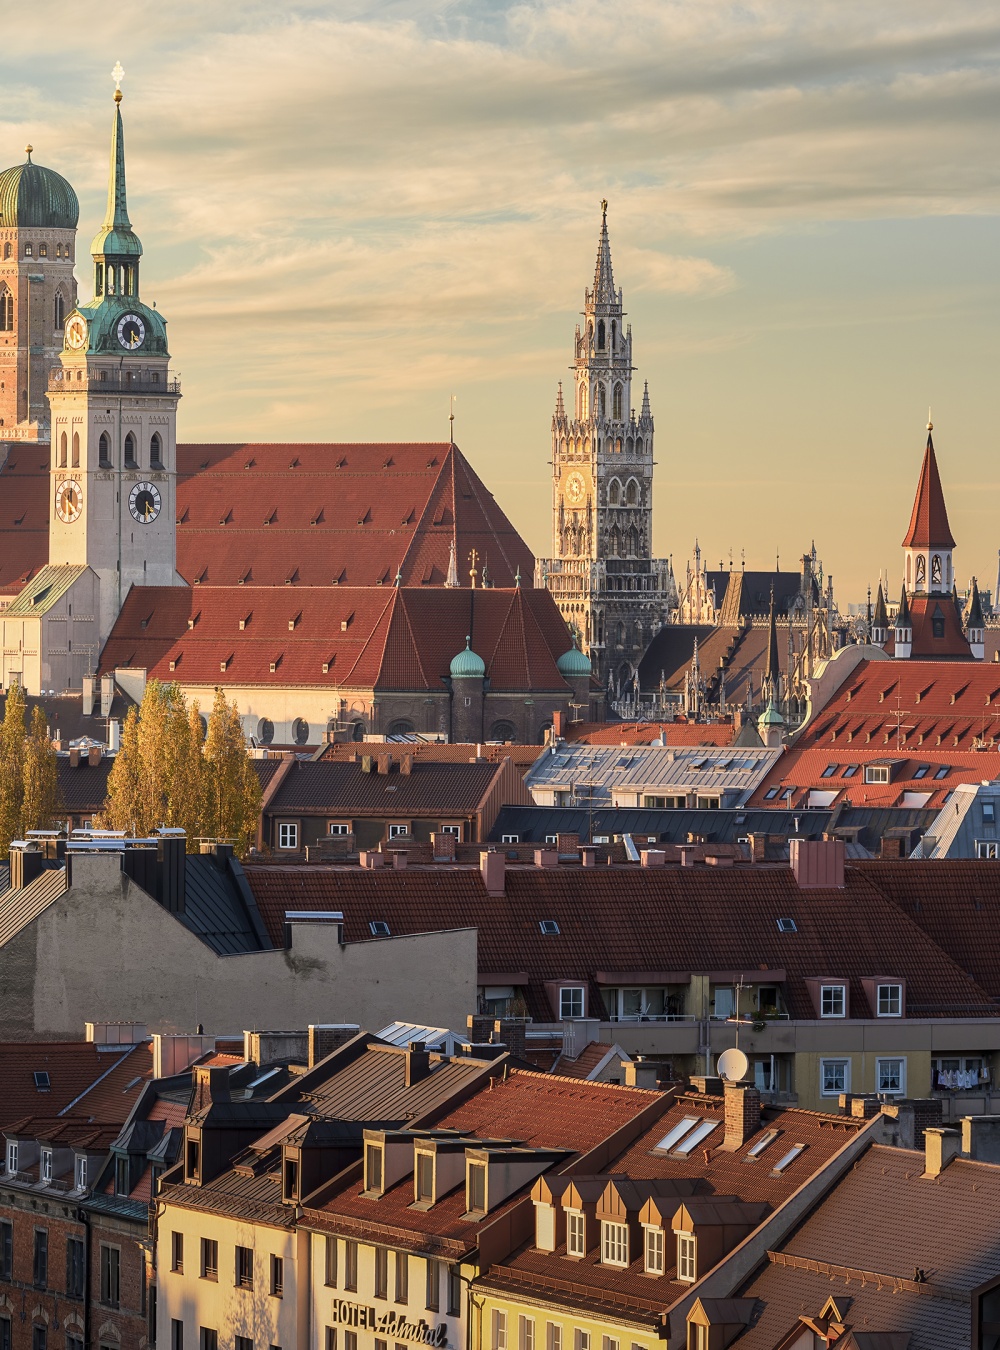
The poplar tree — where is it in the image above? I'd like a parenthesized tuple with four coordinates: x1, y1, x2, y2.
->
(21, 705, 60, 837)
(0, 683, 27, 858)
(167, 700, 206, 846)
(201, 687, 261, 855)
(99, 705, 149, 836)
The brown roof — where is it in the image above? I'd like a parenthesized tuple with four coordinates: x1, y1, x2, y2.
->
(265, 757, 515, 818)
(555, 1042, 621, 1079)
(902, 432, 956, 550)
(0, 1041, 137, 1130)
(316, 741, 542, 772)
(746, 746, 1000, 811)
(564, 721, 736, 747)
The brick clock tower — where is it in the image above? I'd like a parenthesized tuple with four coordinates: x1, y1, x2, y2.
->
(47, 72, 181, 641)
(537, 204, 672, 691)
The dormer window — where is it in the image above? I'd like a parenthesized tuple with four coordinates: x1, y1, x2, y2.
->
(566, 1210, 585, 1257)
(820, 985, 846, 1018)
(534, 1202, 556, 1251)
(676, 1231, 697, 1283)
(75, 1155, 87, 1190)
(601, 1221, 628, 1267)
(116, 1155, 130, 1196)
(415, 1151, 434, 1203)
(467, 1161, 486, 1215)
(5, 1141, 17, 1174)
(40, 1149, 52, 1184)
(365, 1143, 383, 1194)
(282, 1156, 299, 1203)
(644, 1225, 664, 1274)
(877, 984, 902, 1017)
(185, 1137, 200, 1182)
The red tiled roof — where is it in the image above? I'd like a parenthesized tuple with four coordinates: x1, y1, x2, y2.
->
(745, 745, 1000, 810)
(265, 758, 515, 816)
(555, 1042, 619, 1079)
(902, 433, 956, 549)
(0, 1041, 135, 1130)
(67, 1041, 153, 1121)
(0, 447, 50, 595)
(98, 584, 574, 693)
(564, 721, 736, 747)
(242, 860, 998, 1021)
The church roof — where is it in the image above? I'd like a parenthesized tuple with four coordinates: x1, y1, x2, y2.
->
(97, 584, 573, 693)
(3, 564, 90, 618)
(590, 201, 617, 306)
(0, 152, 79, 230)
(90, 93, 142, 260)
(902, 429, 955, 550)
(966, 576, 985, 630)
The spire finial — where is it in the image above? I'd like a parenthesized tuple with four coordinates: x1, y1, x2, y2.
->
(601, 198, 608, 217)
(24, 145, 33, 163)
(515, 565, 521, 589)
(112, 61, 124, 103)
(927, 406, 933, 432)
(449, 393, 456, 444)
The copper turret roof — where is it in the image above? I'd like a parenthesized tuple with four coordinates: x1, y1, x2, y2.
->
(902, 429, 956, 550)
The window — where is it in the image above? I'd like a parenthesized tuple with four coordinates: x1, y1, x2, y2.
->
(66, 1237, 85, 1297)
(415, 1151, 434, 1202)
(877, 1057, 905, 1095)
(559, 987, 585, 1019)
(366, 1143, 383, 1192)
(501, 834, 520, 844)
(644, 1225, 664, 1274)
(425, 1257, 440, 1311)
(448, 1266, 462, 1316)
(575, 1334, 591, 1350)
(236, 1245, 254, 1289)
(441, 824, 462, 839)
(602, 1339, 619, 1350)
(934, 766, 949, 780)
(269, 1253, 284, 1297)
(33, 1229, 48, 1287)
(32, 1330, 45, 1350)
(776, 917, 797, 933)
(601, 1221, 629, 1267)
(913, 764, 930, 779)
(236, 1339, 253, 1350)
(978, 842, 999, 859)
(344, 1239, 358, 1291)
(278, 822, 299, 850)
(171, 1321, 184, 1350)
(841, 763, 859, 778)
(41, 1149, 52, 1183)
(6, 1140, 17, 1174)
(676, 1232, 696, 1283)
(200, 1333, 218, 1350)
(369, 920, 391, 937)
(388, 824, 408, 839)
(547, 1326, 562, 1350)
(545, 835, 559, 844)
(520, 1318, 535, 1350)
(124, 431, 138, 468)
(99, 432, 111, 468)
(764, 787, 779, 800)
(984, 802, 996, 824)
(1, 1220, 12, 1279)
(493, 1311, 508, 1350)
(566, 1211, 585, 1257)
(151, 432, 163, 467)
(820, 985, 846, 1017)
(877, 984, 902, 1017)
(201, 1238, 218, 1280)
(0, 1321, 9, 1350)
(539, 920, 560, 935)
(374, 1247, 388, 1299)
(688, 1326, 708, 1350)
(0, 287, 12, 331)
(468, 1162, 486, 1213)
(66, 1337, 83, 1350)
(172, 1231, 184, 1272)
(821, 1059, 850, 1096)
(771, 1144, 806, 1175)
(745, 1129, 779, 1160)
(116, 1155, 129, 1195)
(75, 1155, 88, 1190)
(186, 1137, 200, 1179)
(821, 764, 838, 778)
(101, 1245, 120, 1307)
(395, 1252, 408, 1303)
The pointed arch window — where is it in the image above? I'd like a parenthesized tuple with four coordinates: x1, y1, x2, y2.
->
(580, 384, 589, 419)
(59, 431, 68, 468)
(39, 243, 47, 258)
(98, 433, 112, 469)
(931, 554, 942, 586)
(72, 432, 80, 468)
(54, 292, 65, 330)
(613, 383, 623, 420)
(124, 432, 138, 468)
(915, 554, 926, 586)
(598, 385, 606, 418)
(608, 479, 621, 507)
(611, 319, 617, 350)
(0, 287, 12, 332)
(95, 263, 105, 296)
(625, 478, 639, 507)
(150, 432, 163, 468)
(597, 319, 606, 350)
(608, 526, 621, 558)
(106, 266, 115, 296)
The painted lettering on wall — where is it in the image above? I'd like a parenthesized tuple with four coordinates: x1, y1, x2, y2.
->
(330, 1300, 450, 1348)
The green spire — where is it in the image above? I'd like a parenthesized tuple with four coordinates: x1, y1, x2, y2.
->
(90, 87, 143, 261)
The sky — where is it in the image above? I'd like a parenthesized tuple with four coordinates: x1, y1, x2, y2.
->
(3, 1, 1000, 602)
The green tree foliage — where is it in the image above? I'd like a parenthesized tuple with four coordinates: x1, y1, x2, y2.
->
(0, 682, 27, 857)
(201, 687, 262, 856)
(21, 705, 60, 838)
(0, 686, 63, 858)
(100, 704, 150, 836)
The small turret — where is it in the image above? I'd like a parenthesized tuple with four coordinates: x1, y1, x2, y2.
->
(870, 581, 889, 647)
(966, 577, 985, 660)
(757, 697, 786, 749)
(894, 585, 913, 660)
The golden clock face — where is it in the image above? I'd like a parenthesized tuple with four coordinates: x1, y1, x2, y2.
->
(565, 472, 586, 505)
(64, 315, 87, 350)
(55, 479, 83, 524)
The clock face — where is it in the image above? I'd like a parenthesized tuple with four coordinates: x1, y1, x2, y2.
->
(129, 481, 162, 524)
(55, 479, 83, 524)
(565, 472, 586, 505)
(64, 315, 88, 350)
(117, 313, 146, 350)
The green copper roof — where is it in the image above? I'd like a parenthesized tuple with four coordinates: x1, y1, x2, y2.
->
(0, 153, 79, 230)
(757, 697, 785, 728)
(557, 637, 591, 677)
(4, 564, 90, 618)
(90, 97, 142, 259)
(69, 296, 168, 357)
(450, 637, 486, 679)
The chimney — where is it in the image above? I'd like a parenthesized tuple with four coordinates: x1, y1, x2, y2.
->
(361, 754, 374, 773)
(880, 835, 906, 860)
(552, 710, 565, 738)
(100, 674, 115, 718)
(721, 1081, 762, 1151)
(157, 831, 187, 914)
(961, 1116, 1000, 1163)
(789, 837, 845, 889)
(641, 849, 666, 868)
(492, 1018, 526, 1060)
(82, 675, 95, 717)
(88, 745, 102, 767)
(69, 747, 80, 768)
(556, 832, 580, 856)
(622, 1058, 659, 1090)
(308, 1024, 361, 1067)
(534, 847, 558, 868)
(678, 845, 696, 868)
(399, 753, 413, 776)
(924, 1126, 961, 1177)
(405, 1041, 431, 1086)
(748, 832, 768, 864)
(579, 846, 597, 867)
(432, 831, 457, 862)
(467, 1014, 494, 1044)
(480, 849, 506, 897)
(377, 752, 392, 775)
(389, 849, 408, 870)
(360, 851, 384, 869)
(9, 845, 44, 892)
(193, 1065, 231, 1103)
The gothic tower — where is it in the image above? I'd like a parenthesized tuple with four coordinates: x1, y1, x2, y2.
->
(537, 203, 671, 688)
(0, 148, 79, 440)
(47, 75, 181, 641)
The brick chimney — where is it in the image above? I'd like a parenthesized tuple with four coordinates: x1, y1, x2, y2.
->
(534, 847, 558, 868)
(432, 831, 457, 862)
(552, 710, 565, 739)
(405, 1041, 432, 1086)
(492, 1018, 526, 1059)
(748, 832, 768, 864)
(721, 1081, 761, 1151)
(480, 849, 506, 897)
(961, 1115, 1000, 1163)
(193, 1065, 231, 1103)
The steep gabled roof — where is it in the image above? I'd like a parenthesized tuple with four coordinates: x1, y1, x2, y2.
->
(902, 430, 956, 550)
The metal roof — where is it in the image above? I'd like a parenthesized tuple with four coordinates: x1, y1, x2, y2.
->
(525, 743, 780, 806)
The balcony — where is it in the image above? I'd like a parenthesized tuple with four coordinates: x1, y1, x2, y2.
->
(49, 370, 181, 395)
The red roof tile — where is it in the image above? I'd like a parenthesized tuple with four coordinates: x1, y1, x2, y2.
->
(902, 432, 956, 549)
(0, 1041, 136, 1130)
(564, 721, 736, 747)
(745, 745, 1000, 810)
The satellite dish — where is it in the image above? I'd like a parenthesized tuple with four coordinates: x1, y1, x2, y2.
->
(717, 1047, 749, 1083)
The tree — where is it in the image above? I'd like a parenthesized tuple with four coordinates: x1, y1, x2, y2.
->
(0, 682, 27, 858)
(100, 704, 149, 835)
(201, 687, 261, 856)
(166, 700, 205, 844)
(21, 705, 60, 837)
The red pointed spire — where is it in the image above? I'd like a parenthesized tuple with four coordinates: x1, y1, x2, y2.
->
(902, 424, 956, 549)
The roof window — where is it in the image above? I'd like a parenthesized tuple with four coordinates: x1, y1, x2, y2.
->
(776, 917, 797, 933)
(842, 765, 859, 778)
(771, 1143, 806, 1175)
(539, 920, 560, 935)
(369, 921, 391, 938)
(820, 764, 838, 778)
(934, 766, 949, 780)
(764, 787, 780, 801)
(672, 1119, 720, 1156)
(913, 764, 930, 780)
(653, 1117, 701, 1153)
(744, 1129, 779, 1161)
(34, 1071, 50, 1091)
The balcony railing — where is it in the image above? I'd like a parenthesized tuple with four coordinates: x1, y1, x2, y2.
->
(49, 370, 181, 395)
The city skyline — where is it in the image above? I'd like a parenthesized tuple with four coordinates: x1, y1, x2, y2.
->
(3, 1, 999, 598)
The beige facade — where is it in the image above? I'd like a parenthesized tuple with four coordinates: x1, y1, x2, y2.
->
(0, 562, 99, 693)
(0, 853, 476, 1039)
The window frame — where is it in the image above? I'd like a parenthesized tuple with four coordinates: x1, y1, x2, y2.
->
(493, 1310, 508, 1350)
(519, 1316, 535, 1350)
(467, 1161, 487, 1215)
(33, 1228, 48, 1288)
(201, 1237, 218, 1281)
(566, 1210, 585, 1258)
(374, 1246, 389, 1300)
(66, 1236, 85, 1298)
(425, 1257, 440, 1312)
(820, 984, 846, 1018)
(601, 1220, 629, 1268)
(235, 1244, 254, 1290)
(675, 1231, 697, 1284)
(876, 1057, 906, 1096)
(877, 983, 903, 1017)
(277, 821, 299, 851)
(100, 1243, 121, 1308)
(271, 1253, 284, 1298)
(394, 1250, 408, 1304)
(643, 1224, 664, 1275)
(171, 1231, 184, 1274)
(820, 1058, 850, 1097)
(559, 986, 585, 1020)
(325, 1235, 338, 1287)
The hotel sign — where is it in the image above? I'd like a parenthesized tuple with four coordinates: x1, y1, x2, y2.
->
(329, 1299, 450, 1348)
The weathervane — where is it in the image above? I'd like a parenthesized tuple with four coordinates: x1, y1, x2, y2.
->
(468, 548, 479, 589)
(449, 394, 457, 445)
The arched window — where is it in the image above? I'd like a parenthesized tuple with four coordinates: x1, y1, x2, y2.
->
(351, 720, 366, 742)
(292, 718, 310, 746)
(95, 263, 104, 295)
(931, 554, 942, 586)
(608, 526, 621, 558)
(597, 319, 605, 349)
(626, 526, 639, 556)
(106, 266, 115, 295)
(124, 432, 137, 468)
(39, 243, 47, 258)
(255, 718, 274, 745)
(598, 385, 606, 418)
(915, 554, 926, 586)
(613, 383, 623, 420)
(608, 479, 621, 507)
(932, 607, 945, 638)
(54, 293, 64, 330)
(24, 243, 32, 258)
(0, 287, 12, 331)
(2, 242, 10, 260)
(625, 478, 639, 506)
(99, 432, 111, 468)
(580, 383, 588, 419)
(617, 624, 626, 647)
(611, 320, 617, 350)
(490, 720, 517, 743)
(59, 431, 68, 468)
(150, 432, 163, 467)
(71, 431, 80, 468)
(387, 719, 415, 736)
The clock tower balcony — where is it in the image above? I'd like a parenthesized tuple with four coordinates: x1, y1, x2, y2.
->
(49, 367, 181, 396)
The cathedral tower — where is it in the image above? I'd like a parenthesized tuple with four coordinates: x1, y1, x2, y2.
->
(47, 72, 181, 640)
(537, 203, 671, 687)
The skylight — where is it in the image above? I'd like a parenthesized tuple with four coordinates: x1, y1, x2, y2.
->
(913, 765, 930, 780)
(369, 920, 391, 937)
(934, 766, 949, 780)
(539, 920, 560, 935)
(776, 917, 797, 933)
(33, 1070, 51, 1091)
(653, 1117, 701, 1153)
(673, 1119, 720, 1155)
(821, 764, 838, 778)
(771, 1143, 806, 1175)
(842, 765, 859, 778)
(744, 1129, 779, 1160)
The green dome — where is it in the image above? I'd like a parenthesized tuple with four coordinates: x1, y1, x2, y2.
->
(0, 155, 79, 230)
(450, 638, 486, 679)
(758, 697, 785, 728)
(557, 638, 591, 678)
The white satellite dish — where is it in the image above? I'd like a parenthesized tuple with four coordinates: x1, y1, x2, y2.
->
(717, 1047, 749, 1083)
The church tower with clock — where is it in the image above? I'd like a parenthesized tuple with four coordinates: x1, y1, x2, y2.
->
(537, 204, 672, 690)
(47, 72, 180, 643)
